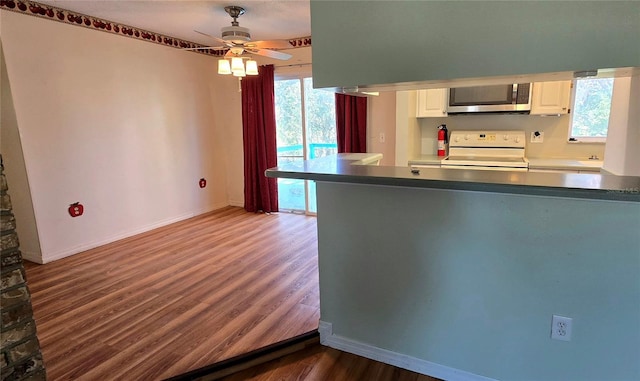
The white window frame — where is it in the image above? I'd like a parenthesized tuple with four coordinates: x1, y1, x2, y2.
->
(567, 77, 614, 144)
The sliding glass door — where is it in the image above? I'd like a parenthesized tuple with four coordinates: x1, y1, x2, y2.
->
(274, 77, 336, 214)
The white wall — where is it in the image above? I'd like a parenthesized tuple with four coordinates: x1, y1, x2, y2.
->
(394, 91, 421, 166)
(603, 76, 640, 176)
(367, 92, 395, 166)
(211, 75, 245, 207)
(1, 12, 244, 263)
(1, 43, 42, 262)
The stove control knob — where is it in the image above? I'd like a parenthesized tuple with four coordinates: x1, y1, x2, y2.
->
(515, 137, 521, 143)
(465, 134, 471, 140)
(503, 134, 509, 140)
(455, 136, 461, 142)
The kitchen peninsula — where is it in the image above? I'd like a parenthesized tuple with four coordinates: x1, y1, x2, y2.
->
(266, 156, 640, 381)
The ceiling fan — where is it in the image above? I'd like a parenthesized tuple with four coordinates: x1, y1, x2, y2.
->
(189, 5, 292, 61)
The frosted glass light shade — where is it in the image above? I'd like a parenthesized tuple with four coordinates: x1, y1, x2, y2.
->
(245, 60, 258, 75)
(231, 57, 245, 72)
(218, 59, 231, 75)
(233, 68, 246, 77)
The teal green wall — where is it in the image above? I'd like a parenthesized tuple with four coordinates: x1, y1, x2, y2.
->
(317, 182, 640, 380)
(310, 1, 640, 88)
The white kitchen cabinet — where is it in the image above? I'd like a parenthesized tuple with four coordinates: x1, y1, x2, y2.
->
(530, 81, 572, 115)
(416, 89, 448, 118)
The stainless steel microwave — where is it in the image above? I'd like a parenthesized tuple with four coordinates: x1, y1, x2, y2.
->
(447, 83, 532, 114)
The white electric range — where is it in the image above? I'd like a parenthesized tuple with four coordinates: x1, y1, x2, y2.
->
(440, 130, 529, 172)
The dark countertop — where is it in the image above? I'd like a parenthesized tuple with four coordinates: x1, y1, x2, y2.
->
(266, 155, 640, 202)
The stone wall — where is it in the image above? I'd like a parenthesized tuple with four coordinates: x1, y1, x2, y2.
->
(1, 155, 46, 380)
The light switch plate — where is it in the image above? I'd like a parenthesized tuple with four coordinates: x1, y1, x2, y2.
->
(531, 131, 544, 143)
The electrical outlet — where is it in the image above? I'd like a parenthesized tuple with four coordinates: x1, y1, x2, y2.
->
(379, 132, 386, 143)
(551, 315, 572, 341)
(531, 131, 544, 143)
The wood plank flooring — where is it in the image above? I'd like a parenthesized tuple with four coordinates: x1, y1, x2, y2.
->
(217, 343, 440, 381)
(24, 207, 320, 380)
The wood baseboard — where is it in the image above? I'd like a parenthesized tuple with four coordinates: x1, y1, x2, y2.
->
(166, 331, 320, 381)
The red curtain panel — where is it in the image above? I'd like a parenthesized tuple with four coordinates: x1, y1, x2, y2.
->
(335, 93, 367, 153)
(241, 65, 279, 213)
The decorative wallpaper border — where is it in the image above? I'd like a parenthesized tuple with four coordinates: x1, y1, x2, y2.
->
(0, 0, 312, 56)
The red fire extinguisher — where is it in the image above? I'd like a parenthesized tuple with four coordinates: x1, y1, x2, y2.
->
(437, 124, 448, 157)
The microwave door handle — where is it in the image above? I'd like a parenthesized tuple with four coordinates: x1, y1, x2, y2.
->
(512, 84, 518, 104)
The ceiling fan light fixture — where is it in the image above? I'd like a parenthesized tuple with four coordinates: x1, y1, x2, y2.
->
(246, 60, 258, 75)
(231, 57, 245, 72)
(221, 26, 251, 44)
(188, 5, 291, 68)
(218, 59, 232, 75)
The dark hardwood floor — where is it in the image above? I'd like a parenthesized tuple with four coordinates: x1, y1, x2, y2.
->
(24, 207, 320, 380)
(217, 343, 440, 381)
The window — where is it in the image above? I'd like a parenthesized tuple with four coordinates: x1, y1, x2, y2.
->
(568, 78, 614, 142)
(274, 77, 337, 214)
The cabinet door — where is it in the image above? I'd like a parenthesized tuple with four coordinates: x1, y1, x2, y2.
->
(416, 89, 448, 117)
(530, 81, 571, 115)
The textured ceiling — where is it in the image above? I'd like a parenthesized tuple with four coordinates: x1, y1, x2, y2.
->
(35, 0, 312, 46)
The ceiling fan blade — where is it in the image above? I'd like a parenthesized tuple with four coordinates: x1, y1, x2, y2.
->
(194, 30, 231, 46)
(246, 40, 293, 50)
(182, 46, 226, 51)
(194, 29, 215, 37)
(248, 48, 292, 60)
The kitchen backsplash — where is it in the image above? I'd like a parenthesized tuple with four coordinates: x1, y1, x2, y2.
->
(418, 114, 606, 159)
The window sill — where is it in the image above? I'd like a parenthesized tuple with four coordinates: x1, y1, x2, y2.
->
(567, 138, 606, 144)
